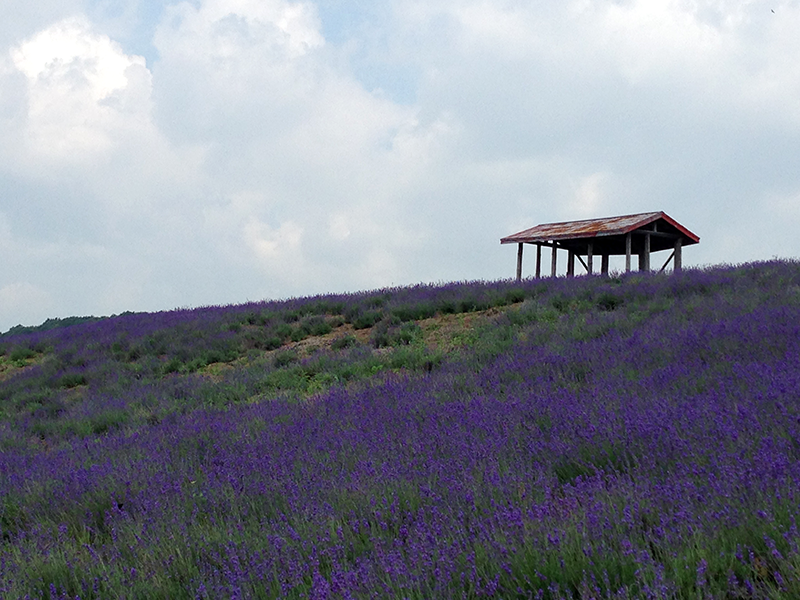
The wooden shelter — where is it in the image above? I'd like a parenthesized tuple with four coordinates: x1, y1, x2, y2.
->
(501, 212, 699, 281)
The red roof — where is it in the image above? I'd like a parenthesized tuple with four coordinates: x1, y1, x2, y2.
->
(501, 211, 699, 246)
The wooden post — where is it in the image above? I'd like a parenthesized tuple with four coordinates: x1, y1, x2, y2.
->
(639, 232, 651, 272)
(659, 251, 675, 273)
(516, 243, 523, 281)
(567, 251, 575, 277)
(587, 242, 593, 275)
(674, 237, 682, 273)
(551, 244, 557, 278)
(601, 254, 609, 275)
(535, 244, 542, 279)
(625, 233, 632, 273)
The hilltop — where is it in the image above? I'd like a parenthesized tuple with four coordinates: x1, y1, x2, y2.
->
(1, 262, 799, 598)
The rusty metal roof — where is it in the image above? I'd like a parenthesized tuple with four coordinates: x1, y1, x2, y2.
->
(500, 211, 699, 245)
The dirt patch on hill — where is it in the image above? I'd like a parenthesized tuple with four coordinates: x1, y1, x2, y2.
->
(201, 304, 519, 378)
(416, 307, 510, 352)
(281, 305, 515, 357)
(272, 306, 516, 359)
(283, 323, 372, 357)
(0, 355, 41, 382)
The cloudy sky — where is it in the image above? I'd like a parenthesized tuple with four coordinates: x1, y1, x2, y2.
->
(1, 0, 799, 331)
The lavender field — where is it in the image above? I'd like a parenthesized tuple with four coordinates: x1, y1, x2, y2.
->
(1, 262, 799, 599)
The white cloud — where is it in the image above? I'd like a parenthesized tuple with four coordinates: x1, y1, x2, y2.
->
(569, 172, 611, 219)
(8, 16, 152, 163)
(244, 218, 304, 264)
(149, 0, 455, 292)
(151, 0, 326, 142)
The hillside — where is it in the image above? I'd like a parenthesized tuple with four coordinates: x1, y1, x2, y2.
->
(1, 262, 800, 598)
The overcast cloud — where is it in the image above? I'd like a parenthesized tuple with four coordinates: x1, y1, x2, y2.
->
(1, 0, 799, 331)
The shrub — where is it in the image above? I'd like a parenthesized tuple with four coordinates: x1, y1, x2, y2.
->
(273, 350, 298, 368)
(273, 323, 294, 340)
(296, 316, 333, 339)
(343, 305, 362, 324)
(9, 347, 36, 362)
(372, 321, 422, 348)
(262, 336, 284, 351)
(395, 322, 422, 345)
(88, 410, 129, 435)
(551, 296, 570, 313)
(597, 292, 624, 311)
(388, 346, 443, 371)
(507, 287, 527, 303)
(58, 373, 88, 389)
(331, 335, 358, 350)
(436, 298, 457, 314)
(303, 300, 346, 315)
(353, 310, 383, 330)
(245, 311, 273, 326)
(392, 303, 436, 322)
(161, 358, 183, 375)
(281, 310, 301, 323)
(456, 296, 490, 313)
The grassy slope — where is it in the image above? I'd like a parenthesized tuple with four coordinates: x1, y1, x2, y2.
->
(1, 262, 800, 598)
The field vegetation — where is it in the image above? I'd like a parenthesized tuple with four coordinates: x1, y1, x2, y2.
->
(1, 261, 799, 598)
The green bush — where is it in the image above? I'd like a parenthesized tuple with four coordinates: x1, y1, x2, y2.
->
(504, 287, 526, 304)
(304, 300, 345, 315)
(273, 323, 294, 340)
(372, 321, 422, 348)
(436, 299, 457, 314)
(11, 389, 55, 414)
(281, 310, 301, 323)
(244, 328, 285, 351)
(395, 322, 422, 345)
(343, 306, 361, 324)
(9, 347, 36, 362)
(597, 292, 624, 311)
(551, 296, 572, 313)
(392, 303, 436, 322)
(293, 316, 333, 340)
(365, 295, 388, 309)
(456, 296, 490, 313)
(388, 346, 443, 372)
(58, 373, 88, 388)
(244, 311, 273, 326)
(89, 410, 129, 435)
(331, 335, 358, 350)
(262, 336, 284, 351)
(353, 310, 383, 330)
(161, 358, 183, 375)
(273, 350, 298, 368)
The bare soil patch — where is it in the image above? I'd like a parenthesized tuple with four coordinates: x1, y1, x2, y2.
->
(201, 304, 519, 377)
(0, 355, 41, 382)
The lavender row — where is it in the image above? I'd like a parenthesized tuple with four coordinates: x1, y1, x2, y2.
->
(1, 262, 800, 597)
(3, 261, 799, 448)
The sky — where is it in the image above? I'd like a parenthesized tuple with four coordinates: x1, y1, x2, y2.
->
(1, 0, 800, 331)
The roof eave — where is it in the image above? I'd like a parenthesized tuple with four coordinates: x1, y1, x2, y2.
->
(501, 211, 700, 245)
